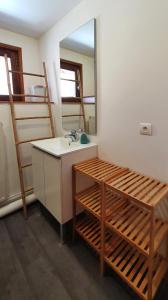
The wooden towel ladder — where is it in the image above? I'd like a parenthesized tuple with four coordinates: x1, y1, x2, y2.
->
(4, 54, 55, 218)
(62, 98, 86, 131)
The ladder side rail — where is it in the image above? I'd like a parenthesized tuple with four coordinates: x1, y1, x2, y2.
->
(4, 54, 27, 218)
(43, 62, 55, 137)
(77, 69, 86, 131)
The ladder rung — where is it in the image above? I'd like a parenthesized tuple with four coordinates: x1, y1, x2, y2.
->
(63, 97, 82, 100)
(15, 116, 50, 120)
(21, 163, 32, 168)
(9, 70, 45, 78)
(17, 136, 53, 145)
(13, 94, 48, 98)
(62, 114, 84, 117)
(61, 78, 81, 83)
(25, 187, 33, 193)
(14, 101, 53, 104)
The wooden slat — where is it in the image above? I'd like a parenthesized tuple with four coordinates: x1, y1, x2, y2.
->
(106, 171, 133, 184)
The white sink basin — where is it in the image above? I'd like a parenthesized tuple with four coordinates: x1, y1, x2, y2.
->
(31, 137, 96, 157)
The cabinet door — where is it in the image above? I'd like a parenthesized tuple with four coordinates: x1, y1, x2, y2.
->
(32, 147, 46, 205)
(44, 153, 62, 223)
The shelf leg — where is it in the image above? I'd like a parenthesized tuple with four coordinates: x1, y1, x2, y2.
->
(60, 224, 64, 244)
(72, 167, 76, 242)
(147, 208, 155, 300)
(100, 181, 105, 276)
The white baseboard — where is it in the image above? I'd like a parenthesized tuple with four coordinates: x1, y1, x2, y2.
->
(0, 192, 26, 207)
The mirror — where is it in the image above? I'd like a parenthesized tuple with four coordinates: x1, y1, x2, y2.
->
(60, 19, 97, 135)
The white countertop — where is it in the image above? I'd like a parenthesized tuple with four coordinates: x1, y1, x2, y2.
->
(31, 137, 97, 157)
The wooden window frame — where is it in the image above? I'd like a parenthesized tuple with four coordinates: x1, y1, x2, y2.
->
(0, 43, 24, 102)
(60, 59, 83, 103)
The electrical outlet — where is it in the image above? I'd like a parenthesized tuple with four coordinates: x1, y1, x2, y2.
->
(140, 123, 152, 136)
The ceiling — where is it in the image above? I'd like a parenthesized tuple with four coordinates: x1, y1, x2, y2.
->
(60, 19, 95, 57)
(0, 0, 82, 37)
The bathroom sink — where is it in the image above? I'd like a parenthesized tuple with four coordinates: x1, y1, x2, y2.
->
(31, 137, 96, 157)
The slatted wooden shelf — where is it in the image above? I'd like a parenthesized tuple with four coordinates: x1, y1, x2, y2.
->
(75, 185, 168, 256)
(76, 215, 167, 300)
(104, 236, 167, 300)
(75, 216, 101, 253)
(106, 198, 168, 256)
(75, 184, 123, 220)
(105, 170, 168, 209)
(75, 215, 113, 254)
(73, 158, 128, 183)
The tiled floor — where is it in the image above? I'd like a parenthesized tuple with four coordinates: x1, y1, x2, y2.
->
(0, 202, 167, 300)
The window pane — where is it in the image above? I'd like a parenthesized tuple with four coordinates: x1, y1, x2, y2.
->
(0, 56, 13, 95)
(61, 68, 75, 80)
(61, 80, 76, 97)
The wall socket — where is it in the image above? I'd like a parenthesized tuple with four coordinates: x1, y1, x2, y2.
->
(140, 123, 152, 136)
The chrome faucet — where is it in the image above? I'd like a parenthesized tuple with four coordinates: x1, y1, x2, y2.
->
(64, 129, 79, 144)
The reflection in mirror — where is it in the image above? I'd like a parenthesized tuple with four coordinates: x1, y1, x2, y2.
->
(60, 19, 96, 135)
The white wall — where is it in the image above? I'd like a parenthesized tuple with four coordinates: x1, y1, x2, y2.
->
(0, 28, 56, 205)
(39, 0, 168, 182)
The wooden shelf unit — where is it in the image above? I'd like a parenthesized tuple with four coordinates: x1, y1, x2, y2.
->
(73, 157, 128, 240)
(75, 184, 168, 257)
(103, 170, 168, 300)
(75, 214, 167, 300)
(73, 158, 168, 300)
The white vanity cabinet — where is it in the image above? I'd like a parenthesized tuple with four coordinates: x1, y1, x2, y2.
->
(31, 140, 97, 226)
(43, 153, 62, 222)
(32, 148, 62, 223)
(32, 147, 46, 206)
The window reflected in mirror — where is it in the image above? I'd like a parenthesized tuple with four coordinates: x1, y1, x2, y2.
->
(60, 19, 97, 135)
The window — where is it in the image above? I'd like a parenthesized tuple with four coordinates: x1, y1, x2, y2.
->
(0, 43, 24, 101)
(60, 59, 83, 103)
